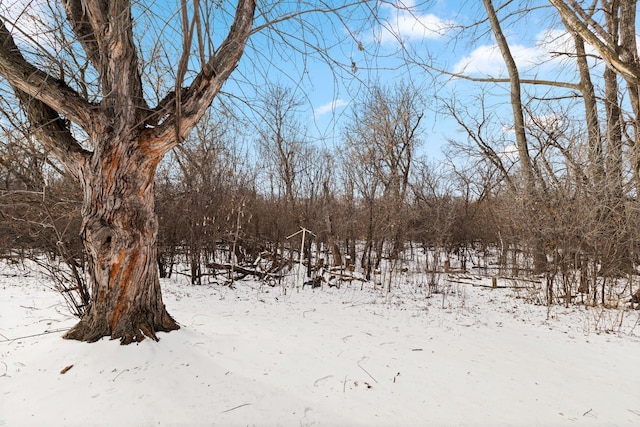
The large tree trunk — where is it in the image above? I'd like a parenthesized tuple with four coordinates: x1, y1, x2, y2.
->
(64, 139, 178, 344)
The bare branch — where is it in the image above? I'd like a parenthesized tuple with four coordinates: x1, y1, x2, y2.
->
(147, 0, 257, 154)
(425, 63, 581, 90)
(61, 0, 102, 68)
(0, 20, 98, 130)
(13, 88, 90, 180)
(549, 0, 640, 85)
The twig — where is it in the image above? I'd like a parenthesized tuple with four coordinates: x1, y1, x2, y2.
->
(112, 369, 130, 382)
(222, 403, 251, 413)
(628, 313, 640, 336)
(0, 328, 69, 342)
(357, 360, 378, 384)
(314, 375, 332, 387)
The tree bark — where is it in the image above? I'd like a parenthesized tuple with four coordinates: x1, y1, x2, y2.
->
(549, 0, 640, 85)
(618, 0, 640, 195)
(481, 0, 536, 193)
(64, 137, 178, 344)
(568, 25, 604, 190)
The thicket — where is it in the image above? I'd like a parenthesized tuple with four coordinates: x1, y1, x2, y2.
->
(2, 110, 639, 312)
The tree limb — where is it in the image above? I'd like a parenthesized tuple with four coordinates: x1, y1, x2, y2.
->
(62, 0, 147, 123)
(61, 0, 103, 69)
(0, 20, 90, 178)
(13, 88, 90, 180)
(549, 0, 640, 85)
(425, 62, 581, 91)
(146, 0, 257, 154)
(0, 20, 99, 130)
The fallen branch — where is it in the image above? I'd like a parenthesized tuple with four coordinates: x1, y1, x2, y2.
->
(314, 375, 332, 387)
(222, 403, 251, 413)
(112, 369, 130, 382)
(329, 271, 367, 282)
(447, 278, 528, 289)
(357, 360, 378, 384)
(0, 328, 69, 342)
(208, 262, 285, 282)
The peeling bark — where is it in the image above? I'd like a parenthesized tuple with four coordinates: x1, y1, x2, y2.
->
(65, 136, 178, 344)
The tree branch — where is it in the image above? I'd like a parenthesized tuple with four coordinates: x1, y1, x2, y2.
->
(62, 0, 147, 122)
(549, 0, 640, 86)
(13, 88, 90, 180)
(0, 20, 99, 130)
(147, 0, 257, 154)
(61, 0, 103, 69)
(0, 20, 90, 178)
(425, 63, 581, 91)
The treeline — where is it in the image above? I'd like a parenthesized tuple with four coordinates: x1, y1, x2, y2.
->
(2, 80, 640, 308)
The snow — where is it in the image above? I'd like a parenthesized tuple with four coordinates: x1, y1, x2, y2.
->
(1, 261, 640, 426)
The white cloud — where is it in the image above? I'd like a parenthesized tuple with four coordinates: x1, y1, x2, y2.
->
(452, 28, 595, 78)
(502, 113, 564, 134)
(500, 143, 519, 163)
(377, 1, 455, 44)
(314, 99, 348, 117)
(453, 43, 543, 77)
(454, 44, 505, 76)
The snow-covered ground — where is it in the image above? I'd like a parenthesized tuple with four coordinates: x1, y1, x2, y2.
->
(1, 261, 639, 426)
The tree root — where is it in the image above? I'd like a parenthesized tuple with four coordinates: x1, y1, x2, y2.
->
(63, 309, 179, 344)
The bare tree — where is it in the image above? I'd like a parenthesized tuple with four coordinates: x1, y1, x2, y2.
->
(566, 20, 605, 191)
(339, 141, 382, 279)
(1, 0, 390, 342)
(342, 83, 424, 262)
(549, 0, 640, 193)
(255, 83, 309, 209)
(482, 0, 549, 273)
(0, 0, 255, 343)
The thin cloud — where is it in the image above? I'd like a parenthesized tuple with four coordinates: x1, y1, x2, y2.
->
(452, 28, 596, 78)
(453, 43, 541, 77)
(377, 1, 455, 45)
(314, 99, 348, 117)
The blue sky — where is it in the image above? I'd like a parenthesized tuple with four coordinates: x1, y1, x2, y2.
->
(220, 0, 596, 163)
(0, 0, 616, 163)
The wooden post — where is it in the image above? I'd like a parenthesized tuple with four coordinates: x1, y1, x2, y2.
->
(286, 227, 316, 292)
(492, 277, 497, 288)
(298, 228, 306, 292)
